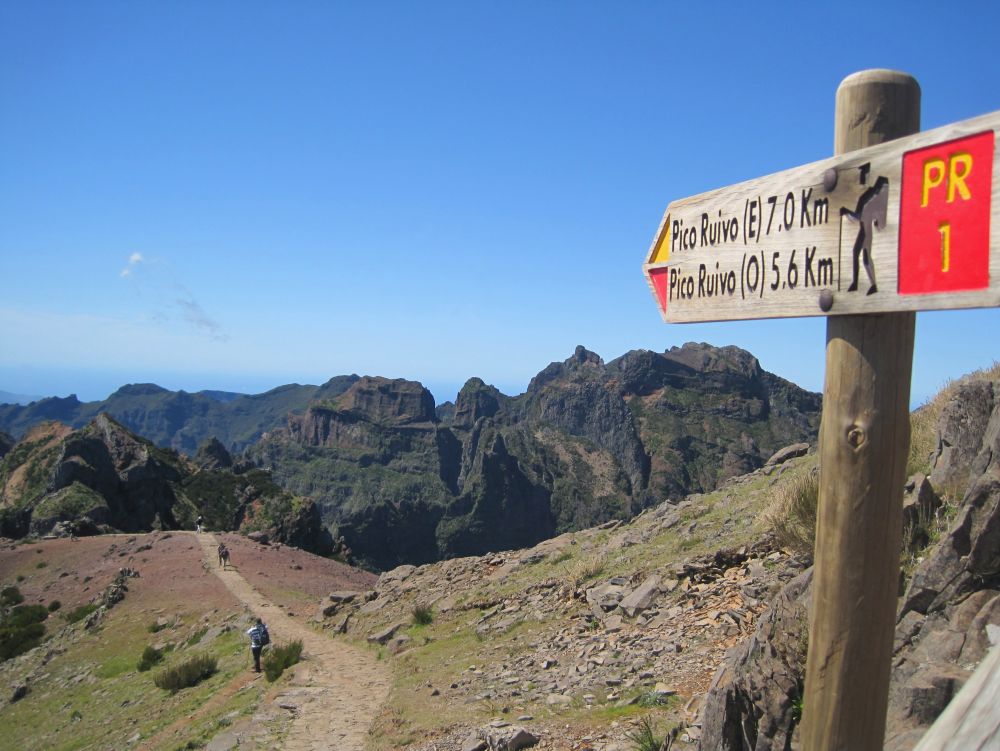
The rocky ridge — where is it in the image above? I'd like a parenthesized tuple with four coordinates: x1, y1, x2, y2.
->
(698, 375, 1000, 751)
(250, 344, 821, 570)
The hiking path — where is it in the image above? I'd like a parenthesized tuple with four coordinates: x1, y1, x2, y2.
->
(197, 532, 391, 751)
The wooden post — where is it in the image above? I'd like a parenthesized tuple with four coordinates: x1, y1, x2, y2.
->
(801, 70, 921, 750)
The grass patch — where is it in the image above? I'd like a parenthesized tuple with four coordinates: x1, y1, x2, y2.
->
(411, 605, 433, 626)
(186, 626, 209, 647)
(262, 640, 303, 682)
(154, 654, 218, 693)
(65, 603, 99, 624)
(625, 716, 682, 751)
(762, 470, 818, 559)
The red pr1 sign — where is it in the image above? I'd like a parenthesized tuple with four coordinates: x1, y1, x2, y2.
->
(899, 130, 995, 295)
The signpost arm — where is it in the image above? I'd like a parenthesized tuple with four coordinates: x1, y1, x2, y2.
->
(801, 70, 921, 750)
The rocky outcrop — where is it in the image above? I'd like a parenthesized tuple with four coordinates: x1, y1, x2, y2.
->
(193, 437, 233, 471)
(452, 379, 505, 431)
(698, 377, 1000, 751)
(332, 377, 436, 426)
(698, 570, 811, 750)
(0, 415, 325, 554)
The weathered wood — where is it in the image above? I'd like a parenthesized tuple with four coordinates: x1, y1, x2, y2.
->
(912, 642, 1000, 750)
(800, 69, 920, 751)
(642, 93, 1000, 323)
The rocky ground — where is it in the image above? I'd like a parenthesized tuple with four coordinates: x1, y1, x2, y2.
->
(314, 455, 813, 750)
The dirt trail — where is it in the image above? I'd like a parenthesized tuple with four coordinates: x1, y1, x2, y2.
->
(197, 533, 391, 751)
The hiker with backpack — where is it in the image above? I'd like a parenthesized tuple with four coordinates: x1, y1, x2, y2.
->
(246, 617, 270, 672)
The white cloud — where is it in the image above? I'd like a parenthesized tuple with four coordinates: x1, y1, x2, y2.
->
(118, 252, 228, 341)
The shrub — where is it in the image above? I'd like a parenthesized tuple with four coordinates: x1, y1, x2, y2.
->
(64, 603, 99, 624)
(35, 561, 47, 569)
(148, 620, 169, 633)
(8, 604, 48, 628)
(411, 605, 433, 626)
(47, 600, 61, 612)
(1, 586, 24, 606)
(763, 471, 819, 559)
(0, 622, 45, 662)
(137, 645, 164, 672)
(262, 640, 303, 682)
(153, 654, 217, 693)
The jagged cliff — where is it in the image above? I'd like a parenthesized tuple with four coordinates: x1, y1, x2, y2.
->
(247, 344, 822, 570)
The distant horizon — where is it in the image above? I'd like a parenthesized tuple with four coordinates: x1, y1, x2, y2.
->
(2, 333, 995, 411)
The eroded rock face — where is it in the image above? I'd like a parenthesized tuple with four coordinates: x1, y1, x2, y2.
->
(333, 376, 436, 426)
(250, 344, 822, 570)
(698, 378, 1000, 751)
(698, 570, 811, 751)
(193, 437, 233, 471)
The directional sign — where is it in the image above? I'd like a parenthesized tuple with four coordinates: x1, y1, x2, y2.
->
(643, 110, 1000, 322)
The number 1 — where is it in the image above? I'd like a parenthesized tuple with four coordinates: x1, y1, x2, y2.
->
(938, 222, 951, 273)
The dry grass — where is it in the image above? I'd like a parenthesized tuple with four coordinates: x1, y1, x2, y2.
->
(761, 470, 819, 560)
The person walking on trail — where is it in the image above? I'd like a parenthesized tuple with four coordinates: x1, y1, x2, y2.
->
(196, 515, 204, 533)
(218, 543, 230, 569)
(247, 617, 269, 673)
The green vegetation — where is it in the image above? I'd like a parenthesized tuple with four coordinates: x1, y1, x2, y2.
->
(1, 585, 25, 605)
(262, 640, 303, 682)
(0, 603, 48, 662)
(153, 654, 218, 693)
(47, 599, 61, 612)
(411, 604, 433, 626)
(137, 645, 165, 672)
(625, 716, 680, 751)
(64, 603, 99, 624)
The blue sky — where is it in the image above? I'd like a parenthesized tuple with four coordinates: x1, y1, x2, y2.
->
(2, 1, 999, 407)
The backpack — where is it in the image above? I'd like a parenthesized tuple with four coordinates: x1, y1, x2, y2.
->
(250, 623, 269, 648)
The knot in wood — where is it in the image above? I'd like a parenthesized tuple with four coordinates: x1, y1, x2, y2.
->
(846, 425, 866, 448)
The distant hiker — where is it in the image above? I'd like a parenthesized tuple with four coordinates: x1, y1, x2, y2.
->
(218, 543, 230, 569)
(196, 515, 204, 533)
(247, 617, 270, 672)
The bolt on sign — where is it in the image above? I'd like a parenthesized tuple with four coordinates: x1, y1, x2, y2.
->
(643, 110, 1000, 322)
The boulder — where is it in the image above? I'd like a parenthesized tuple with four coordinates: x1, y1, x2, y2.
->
(618, 575, 661, 617)
(765, 442, 810, 466)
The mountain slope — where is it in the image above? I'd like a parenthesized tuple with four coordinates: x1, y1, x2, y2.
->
(248, 344, 821, 570)
(0, 415, 330, 553)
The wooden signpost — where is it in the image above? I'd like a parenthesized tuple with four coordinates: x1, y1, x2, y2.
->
(642, 70, 996, 750)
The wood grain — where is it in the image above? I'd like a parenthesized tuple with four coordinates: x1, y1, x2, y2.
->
(800, 69, 919, 751)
